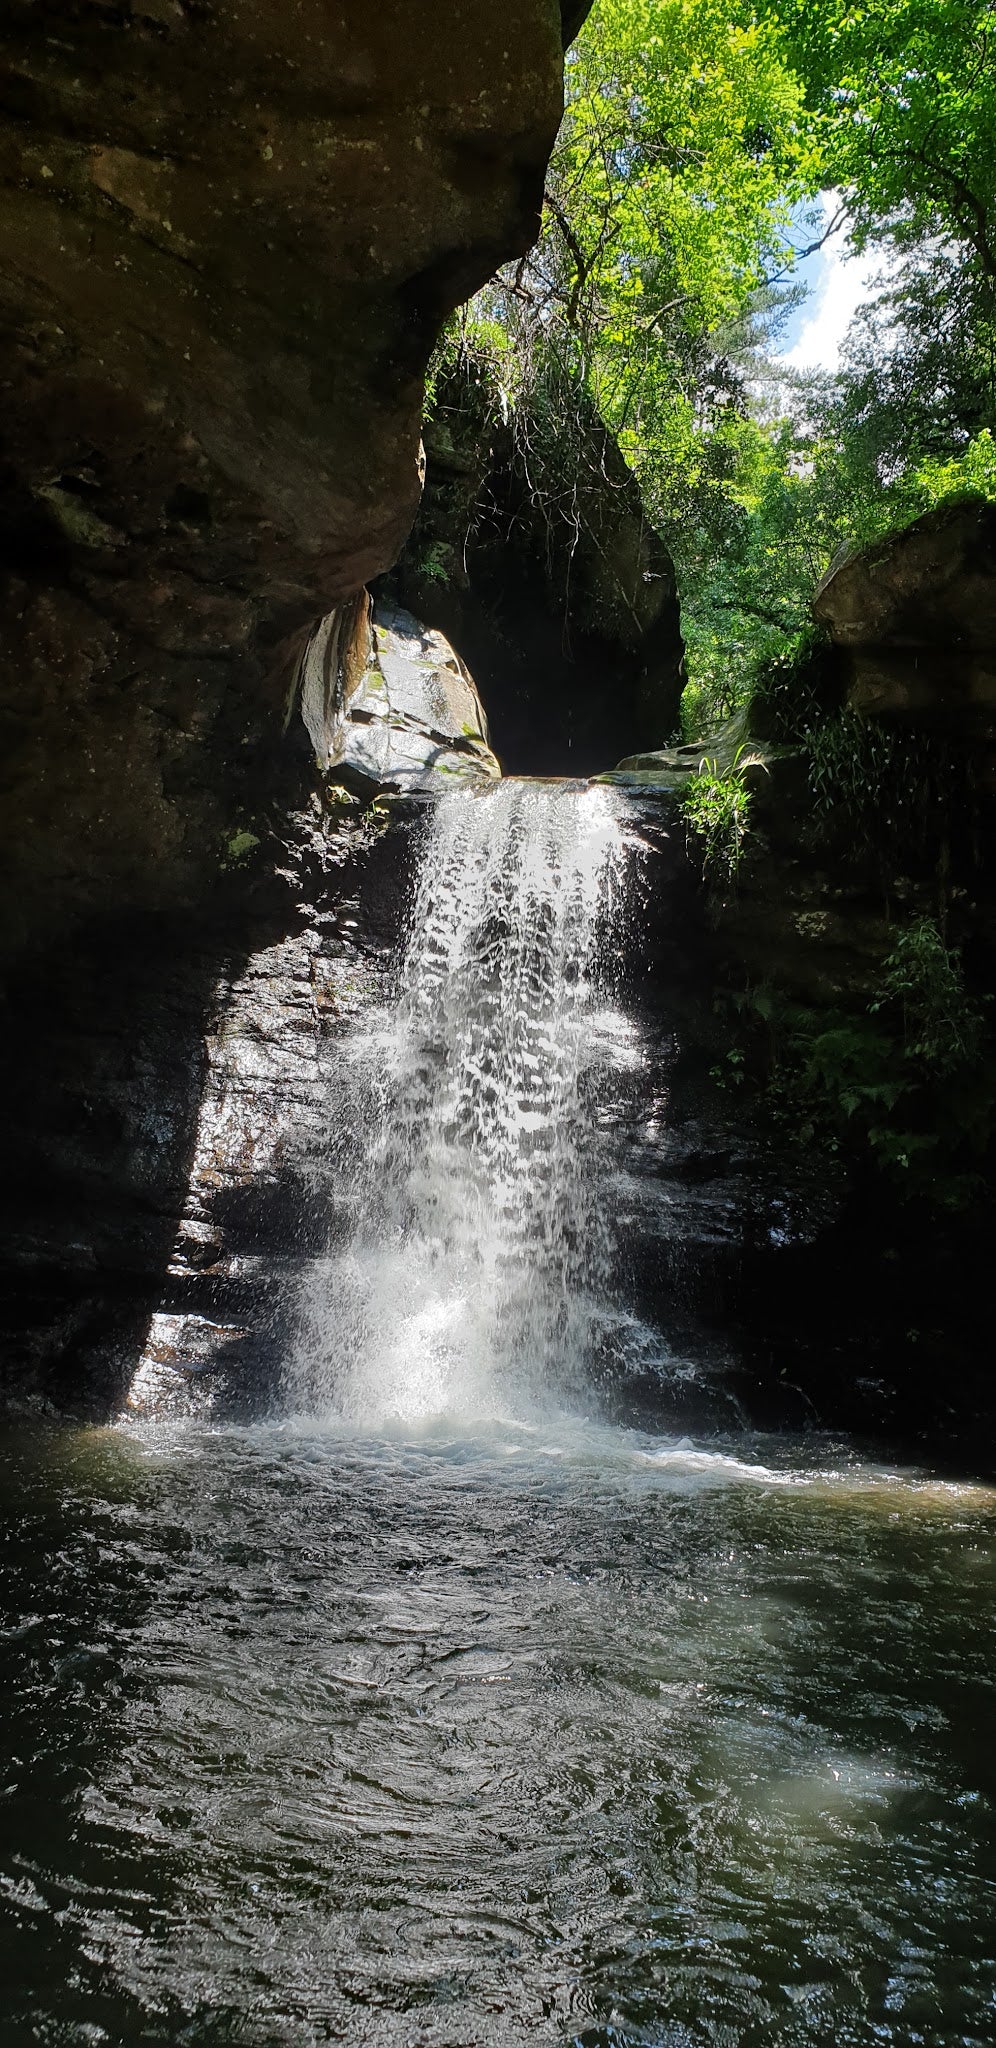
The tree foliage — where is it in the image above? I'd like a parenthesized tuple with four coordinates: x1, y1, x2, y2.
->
(551, 0, 812, 350)
(761, 0, 996, 278)
(429, 0, 996, 733)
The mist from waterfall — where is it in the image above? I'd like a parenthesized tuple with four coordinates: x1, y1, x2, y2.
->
(287, 778, 646, 1426)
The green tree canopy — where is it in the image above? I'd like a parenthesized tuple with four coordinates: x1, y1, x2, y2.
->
(431, 0, 996, 734)
(761, 0, 996, 279)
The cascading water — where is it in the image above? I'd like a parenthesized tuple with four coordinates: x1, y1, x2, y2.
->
(9, 788, 996, 2048)
(288, 777, 645, 1425)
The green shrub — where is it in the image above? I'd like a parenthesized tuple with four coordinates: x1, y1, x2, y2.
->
(913, 430, 996, 510)
(805, 710, 959, 859)
(740, 919, 992, 1207)
(681, 746, 765, 886)
(746, 626, 841, 745)
(678, 679, 716, 744)
(413, 539, 456, 587)
(871, 918, 983, 1073)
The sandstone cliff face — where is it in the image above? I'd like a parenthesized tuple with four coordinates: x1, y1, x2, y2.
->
(0, 1, 586, 1408)
(1, 0, 581, 960)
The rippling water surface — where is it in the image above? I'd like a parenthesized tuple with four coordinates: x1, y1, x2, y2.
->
(3, 1415, 995, 2046)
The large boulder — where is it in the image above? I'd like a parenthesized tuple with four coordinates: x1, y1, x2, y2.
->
(813, 498, 996, 730)
(298, 595, 500, 794)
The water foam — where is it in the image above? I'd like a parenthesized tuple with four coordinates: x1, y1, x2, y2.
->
(287, 779, 643, 1425)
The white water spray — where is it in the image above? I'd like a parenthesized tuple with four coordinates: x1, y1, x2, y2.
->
(288, 778, 644, 1425)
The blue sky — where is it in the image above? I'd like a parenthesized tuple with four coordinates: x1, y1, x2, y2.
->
(773, 195, 880, 372)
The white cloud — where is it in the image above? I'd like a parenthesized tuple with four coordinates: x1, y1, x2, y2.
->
(779, 248, 878, 373)
(774, 197, 884, 374)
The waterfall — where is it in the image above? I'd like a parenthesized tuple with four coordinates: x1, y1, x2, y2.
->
(288, 778, 644, 1426)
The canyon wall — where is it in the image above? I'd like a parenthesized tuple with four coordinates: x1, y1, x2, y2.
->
(0, 0, 587, 1407)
